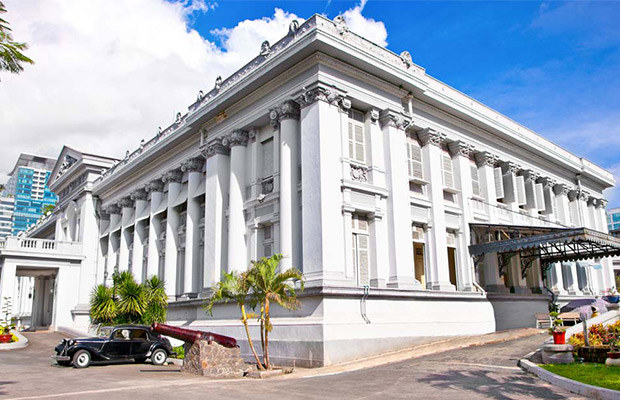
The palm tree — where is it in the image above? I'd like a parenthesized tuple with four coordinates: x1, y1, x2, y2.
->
(205, 271, 264, 369)
(0, 1, 34, 79)
(249, 254, 304, 369)
(142, 275, 168, 324)
(116, 274, 146, 323)
(90, 285, 116, 325)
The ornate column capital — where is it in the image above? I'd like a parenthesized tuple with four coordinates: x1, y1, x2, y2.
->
(568, 189, 579, 201)
(130, 188, 148, 201)
(501, 161, 521, 175)
(297, 84, 347, 109)
(474, 151, 498, 167)
(587, 196, 598, 206)
(417, 128, 446, 147)
(521, 169, 540, 183)
(539, 177, 556, 190)
(201, 137, 228, 159)
(553, 183, 571, 197)
(223, 129, 249, 148)
(104, 204, 121, 215)
(379, 109, 410, 130)
(181, 157, 204, 173)
(367, 109, 380, 124)
(578, 190, 590, 202)
(279, 99, 301, 120)
(448, 140, 475, 157)
(145, 179, 165, 193)
(597, 198, 608, 209)
(162, 169, 183, 184)
(117, 197, 134, 209)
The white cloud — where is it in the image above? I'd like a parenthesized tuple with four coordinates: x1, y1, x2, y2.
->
(0, 0, 387, 184)
(342, 0, 387, 47)
(604, 163, 620, 209)
(0, 1, 299, 183)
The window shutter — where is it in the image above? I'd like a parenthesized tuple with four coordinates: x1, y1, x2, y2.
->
(494, 167, 504, 199)
(261, 139, 274, 178)
(410, 143, 423, 180)
(354, 125, 365, 163)
(535, 183, 546, 212)
(348, 122, 354, 160)
(357, 234, 369, 285)
(516, 176, 527, 205)
(544, 187, 557, 216)
(442, 154, 454, 189)
(470, 162, 480, 197)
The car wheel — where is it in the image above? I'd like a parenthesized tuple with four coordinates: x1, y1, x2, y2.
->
(72, 350, 91, 368)
(151, 348, 167, 365)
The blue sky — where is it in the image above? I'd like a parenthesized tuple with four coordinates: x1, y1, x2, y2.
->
(1, 0, 619, 206)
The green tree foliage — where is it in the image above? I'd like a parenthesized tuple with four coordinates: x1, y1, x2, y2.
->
(89, 272, 167, 325)
(41, 204, 55, 215)
(0, 1, 34, 79)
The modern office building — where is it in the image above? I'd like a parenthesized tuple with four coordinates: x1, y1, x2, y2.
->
(3, 154, 57, 236)
(608, 207, 620, 235)
(1, 15, 619, 366)
(0, 196, 15, 239)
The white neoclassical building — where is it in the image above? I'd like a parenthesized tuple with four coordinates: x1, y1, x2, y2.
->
(2, 14, 619, 366)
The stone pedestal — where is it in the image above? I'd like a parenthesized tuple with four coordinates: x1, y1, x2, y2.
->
(541, 344, 574, 364)
(181, 340, 249, 378)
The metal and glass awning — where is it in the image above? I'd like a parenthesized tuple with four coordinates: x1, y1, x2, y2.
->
(469, 223, 620, 265)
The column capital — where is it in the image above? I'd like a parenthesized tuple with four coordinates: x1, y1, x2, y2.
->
(145, 179, 165, 193)
(568, 189, 579, 201)
(280, 99, 301, 120)
(181, 157, 204, 173)
(367, 109, 380, 124)
(501, 161, 521, 175)
(379, 109, 410, 130)
(117, 197, 134, 209)
(587, 195, 598, 206)
(297, 83, 347, 108)
(448, 140, 475, 157)
(104, 204, 121, 215)
(223, 129, 249, 148)
(162, 169, 183, 184)
(521, 169, 540, 183)
(201, 137, 228, 159)
(474, 151, 498, 167)
(539, 177, 556, 190)
(417, 128, 446, 147)
(597, 198, 608, 209)
(578, 190, 590, 202)
(130, 188, 148, 201)
(553, 183, 571, 197)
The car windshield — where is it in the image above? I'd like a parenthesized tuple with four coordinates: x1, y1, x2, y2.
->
(97, 327, 113, 338)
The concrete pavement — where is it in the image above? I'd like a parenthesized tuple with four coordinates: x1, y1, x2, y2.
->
(0, 330, 585, 399)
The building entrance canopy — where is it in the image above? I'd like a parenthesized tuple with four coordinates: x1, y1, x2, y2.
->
(469, 223, 620, 278)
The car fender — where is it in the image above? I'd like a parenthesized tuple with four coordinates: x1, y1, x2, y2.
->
(146, 343, 176, 358)
(67, 345, 104, 361)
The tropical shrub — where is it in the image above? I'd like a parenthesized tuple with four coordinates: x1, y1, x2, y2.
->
(89, 272, 167, 325)
(568, 322, 620, 349)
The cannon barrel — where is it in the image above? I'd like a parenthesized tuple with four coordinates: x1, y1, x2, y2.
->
(151, 323, 237, 348)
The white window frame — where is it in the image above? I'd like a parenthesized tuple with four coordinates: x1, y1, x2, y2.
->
(348, 110, 366, 165)
(406, 137, 425, 182)
(352, 214, 370, 287)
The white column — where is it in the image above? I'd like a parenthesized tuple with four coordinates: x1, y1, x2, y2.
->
(0, 262, 17, 319)
(449, 141, 476, 292)
(521, 170, 540, 219)
(299, 86, 346, 286)
(418, 128, 454, 291)
(277, 100, 301, 271)
(225, 129, 249, 273)
(476, 151, 499, 223)
(202, 140, 230, 288)
(118, 197, 134, 273)
(163, 170, 183, 298)
(554, 184, 572, 226)
(482, 252, 508, 293)
(597, 199, 615, 291)
(106, 206, 121, 280)
(563, 262, 582, 295)
(549, 263, 568, 295)
(78, 192, 100, 303)
(145, 180, 164, 280)
(131, 189, 148, 283)
(181, 158, 204, 297)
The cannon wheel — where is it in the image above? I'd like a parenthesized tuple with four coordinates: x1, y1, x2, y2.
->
(151, 348, 168, 365)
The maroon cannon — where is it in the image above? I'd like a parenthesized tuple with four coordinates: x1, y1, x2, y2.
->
(151, 323, 237, 349)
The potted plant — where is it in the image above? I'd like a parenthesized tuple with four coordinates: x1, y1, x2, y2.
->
(549, 311, 566, 344)
(604, 288, 619, 304)
(0, 297, 14, 343)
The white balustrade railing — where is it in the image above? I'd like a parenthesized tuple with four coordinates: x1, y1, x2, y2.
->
(0, 236, 82, 256)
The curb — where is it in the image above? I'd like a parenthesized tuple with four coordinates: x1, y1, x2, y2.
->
(0, 330, 29, 351)
(519, 359, 620, 400)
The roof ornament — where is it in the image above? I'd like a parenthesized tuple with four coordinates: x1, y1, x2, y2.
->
(288, 19, 299, 36)
(139, 139, 145, 150)
(260, 40, 271, 57)
(333, 15, 348, 35)
(197, 90, 205, 102)
(175, 112, 182, 124)
(157, 126, 162, 138)
(400, 51, 412, 68)
(214, 76, 222, 91)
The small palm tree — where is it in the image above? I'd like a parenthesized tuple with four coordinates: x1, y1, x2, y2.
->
(116, 275, 146, 323)
(142, 275, 168, 324)
(249, 254, 304, 369)
(205, 271, 264, 369)
(90, 285, 116, 325)
(0, 1, 34, 79)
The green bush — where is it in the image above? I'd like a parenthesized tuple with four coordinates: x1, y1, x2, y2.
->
(172, 345, 185, 359)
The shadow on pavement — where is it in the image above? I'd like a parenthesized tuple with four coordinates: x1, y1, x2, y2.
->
(0, 381, 16, 396)
(419, 369, 565, 400)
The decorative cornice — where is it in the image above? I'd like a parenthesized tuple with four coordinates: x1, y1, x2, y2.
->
(448, 140, 475, 157)
(417, 128, 446, 147)
(117, 197, 134, 209)
(130, 188, 148, 201)
(474, 151, 498, 167)
(553, 183, 571, 197)
(379, 109, 410, 130)
(501, 161, 521, 175)
(521, 169, 540, 183)
(223, 129, 249, 148)
(181, 157, 205, 173)
(162, 169, 183, 184)
(145, 180, 165, 193)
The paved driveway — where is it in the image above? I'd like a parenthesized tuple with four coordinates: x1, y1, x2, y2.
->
(1, 331, 584, 400)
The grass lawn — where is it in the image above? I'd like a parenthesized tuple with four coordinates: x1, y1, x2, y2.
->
(541, 363, 620, 391)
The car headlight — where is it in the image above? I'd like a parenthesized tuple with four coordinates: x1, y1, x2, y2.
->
(68, 339, 75, 346)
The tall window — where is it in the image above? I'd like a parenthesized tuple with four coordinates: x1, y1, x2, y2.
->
(262, 225, 273, 258)
(412, 225, 426, 288)
(406, 138, 424, 180)
(441, 147, 454, 189)
(348, 110, 365, 164)
(470, 159, 481, 197)
(446, 231, 458, 288)
(261, 138, 274, 178)
(351, 214, 370, 286)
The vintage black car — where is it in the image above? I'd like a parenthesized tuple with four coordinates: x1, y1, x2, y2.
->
(54, 325, 176, 368)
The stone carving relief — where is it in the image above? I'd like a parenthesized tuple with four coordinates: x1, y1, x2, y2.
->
(181, 157, 205, 173)
(162, 170, 183, 184)
(145, 179, 165, 193)
(224, 130, 249, 147)
(448, 141, 475, 157)
(130, 188, 148, 201)
(260, 41, 271, 57)
(350, 164, 369, 183)
(56, 154, 78, 180)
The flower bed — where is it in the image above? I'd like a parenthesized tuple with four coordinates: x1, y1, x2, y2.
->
(569, 321, 620, 363)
